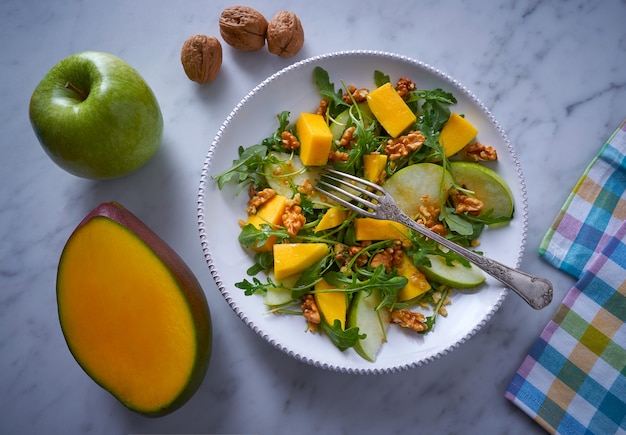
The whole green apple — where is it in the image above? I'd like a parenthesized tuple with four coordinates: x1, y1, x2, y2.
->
(29, 51, 163, 179)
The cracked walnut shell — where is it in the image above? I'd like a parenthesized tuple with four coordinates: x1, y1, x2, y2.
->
(219, 6, 268, 51)
(267, 11, 304, 58)
(181, 35, 222, 84)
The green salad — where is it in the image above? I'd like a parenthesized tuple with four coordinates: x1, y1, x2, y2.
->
(215, 66, 514, 361)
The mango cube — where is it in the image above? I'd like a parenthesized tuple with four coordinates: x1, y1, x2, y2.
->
(354, 218, 409, 241)
(396, 253, 431, 301)
(439, 113, 478, 157)
(246, 195, 288, 252)
(314, 279, 347, 329)
(273, 243, 328, 280)
(363, 154, 388, 184)
(315, 207, 348, 232)
(366, 82, 416, 138)
(296, 113, 333, 166)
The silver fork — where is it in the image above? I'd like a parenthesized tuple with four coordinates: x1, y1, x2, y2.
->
(315, 168, 553, 310)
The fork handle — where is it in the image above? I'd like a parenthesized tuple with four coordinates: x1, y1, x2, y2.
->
(396, 214, 553, 310)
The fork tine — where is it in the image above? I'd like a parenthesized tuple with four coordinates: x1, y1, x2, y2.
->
(325, 168, 382, 191)
(322, 173, 375, 199)
(314, 184, 377, 218)
(316, 179, 378, 210)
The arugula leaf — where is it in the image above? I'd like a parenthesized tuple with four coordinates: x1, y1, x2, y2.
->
(235, 277, 272, 296)
(314, 66, 349, 119)
(238, 223, 289, 249)
(374, 70, 390, 87)
(419, 287, 450, 333)
(214, 144, 268, 190)
(324, 265, 408, 311)
(246, 251, 274, 276)
(320, 320, 364, 351)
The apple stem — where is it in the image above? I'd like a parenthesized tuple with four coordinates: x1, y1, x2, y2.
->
(65, 82, 88, 101)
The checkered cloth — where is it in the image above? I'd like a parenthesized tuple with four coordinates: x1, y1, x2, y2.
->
(505, 119, 626, 434)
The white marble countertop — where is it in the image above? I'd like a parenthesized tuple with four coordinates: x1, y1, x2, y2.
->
(1, 0, 625, 434)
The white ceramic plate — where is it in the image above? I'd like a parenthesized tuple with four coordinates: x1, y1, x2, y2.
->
(198, 51, 527, 374)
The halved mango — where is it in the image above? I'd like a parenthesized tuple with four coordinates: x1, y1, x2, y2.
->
(273, 243, 328, 280)
(439, 113, 478, 157)
(57, 202, 211, 417)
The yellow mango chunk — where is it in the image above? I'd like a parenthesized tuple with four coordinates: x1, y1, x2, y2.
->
(363, 154, 388, 184)
(354, 217, 409, 241)
(315, 207, 348, 232)
(396, 253, 431, 301)
(314, 279, 347, 329)
(366, 82, 416, 138)
(296, 113, 333, 166)
(439, 112, 478, 157)
(273, 243, 328, 280)
(246, 195, 288, 252)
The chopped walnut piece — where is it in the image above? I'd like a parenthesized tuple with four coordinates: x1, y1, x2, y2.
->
(461, 142, 498, 161)
(384, 130, 426, 160)
(247, 187, 276, 215)
(416, 203, 447, 236)
(391, 309, 428, 332)
(396, 77, 416, 99)
(301, 294, 320, 331)
(282, 195, 306, 236)
(328, 150, 350, 162)
(451, 188, 484, 216)
(339, 126, 356, 148)
(281, 131, 300, 150)
(297, 179, 314, 195)
(370, 241, 403, 272)
(316, 99, 329, 120)
(342, 85, 369, 103)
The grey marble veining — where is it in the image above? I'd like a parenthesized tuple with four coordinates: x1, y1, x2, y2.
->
(1, 0, 625, 434)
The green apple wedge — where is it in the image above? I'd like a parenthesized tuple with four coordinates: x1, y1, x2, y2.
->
(418, 253, 486, 289)
(29, 51, 163, 179)
(449, 161, 514, 223)
(347, 289, 390, 362)
(382, 163, 454, 218)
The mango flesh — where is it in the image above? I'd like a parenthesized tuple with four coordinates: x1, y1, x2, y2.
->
(363, 154, 388, 184)
(296, 113, 333, 166)
(315, 206, 348, 232)
(366, 82, 416, 138)
(354, 217, 409, 241)
(396, 253, 431, 302)
(314, 279, 347, 329)
(57, 202, 211, 417)
(246, 194, 288, 251)
(273, 242, 328, 280)
(439, 112, 478, 157)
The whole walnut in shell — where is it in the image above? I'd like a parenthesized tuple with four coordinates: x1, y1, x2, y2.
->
(181, 35, 222, 84)
(219, 6, 268, 51)
(266, 11, 304, 58)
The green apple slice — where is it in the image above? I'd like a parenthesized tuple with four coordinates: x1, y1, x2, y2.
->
(264, 152, 325, 206)
(418, 254, 486, 289)
(382, 163, 454, 218)
(449, 161, 514, 222)
(347, 289, 390, 362)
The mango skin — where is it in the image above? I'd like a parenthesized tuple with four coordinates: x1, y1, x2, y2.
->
(57, 202, 212, 417)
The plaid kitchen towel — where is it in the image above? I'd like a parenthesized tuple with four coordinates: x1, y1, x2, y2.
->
(505, 119, 626, 434)
(538, 119, 626, 278)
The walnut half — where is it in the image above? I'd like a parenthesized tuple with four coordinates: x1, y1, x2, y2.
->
(266, 11, 304, 58)
(180, 35, 222, 84)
